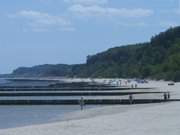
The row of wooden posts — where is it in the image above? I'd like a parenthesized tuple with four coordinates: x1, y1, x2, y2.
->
(79, 92, 171, 110)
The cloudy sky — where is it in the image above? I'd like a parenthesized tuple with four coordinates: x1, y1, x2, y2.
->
(0, 0, 180, 73)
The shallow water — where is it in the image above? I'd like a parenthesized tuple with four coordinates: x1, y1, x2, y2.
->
(0, 105, 94, 129)
(0, 79, 52, 87)
(0, 79, 98, 129)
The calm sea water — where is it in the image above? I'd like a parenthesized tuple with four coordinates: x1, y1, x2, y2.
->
(0, 78, 8, 85)
(0, 105, 94, 129)
(0, 78, 95, 129)
(0, 78, 53, 87)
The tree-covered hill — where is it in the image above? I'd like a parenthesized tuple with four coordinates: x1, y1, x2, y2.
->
(12, 26, 180, 81)
(12, 64, 73, 77)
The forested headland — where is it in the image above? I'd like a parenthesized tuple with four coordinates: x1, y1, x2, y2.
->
(11, 26, 180, 81)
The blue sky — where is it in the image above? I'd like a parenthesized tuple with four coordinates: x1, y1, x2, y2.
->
(0, 0, 180, 73)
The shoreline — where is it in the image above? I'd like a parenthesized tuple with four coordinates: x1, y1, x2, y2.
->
(0, 81, 180, 135)
(0, 101, 178, 135)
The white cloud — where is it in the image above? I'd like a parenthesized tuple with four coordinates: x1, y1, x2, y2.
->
(68, 5, 154, 18)
(64, 0, 108, 6)
(9, 10, 74, 32)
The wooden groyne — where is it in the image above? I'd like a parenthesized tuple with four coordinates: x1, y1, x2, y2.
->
(0, 81, 172, 105)
(0, 91, 164, 97)
(0, 87, 155, 91)
(0, 99, 173, 105)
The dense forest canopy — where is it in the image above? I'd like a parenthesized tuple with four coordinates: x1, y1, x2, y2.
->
(12, 26, 180, 81)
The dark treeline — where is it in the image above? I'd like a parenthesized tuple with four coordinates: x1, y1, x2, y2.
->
(12, 26, 180, 81)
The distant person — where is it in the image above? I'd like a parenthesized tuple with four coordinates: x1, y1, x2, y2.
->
(163, 93, 167, 101)
(135, 84, 138, 88)
(125, 81, 128, 86)
(167, 92, 170, 100)
(129, 94, 133, 104)
(79, 97, 85, 110)
(119, 80, 122, 87)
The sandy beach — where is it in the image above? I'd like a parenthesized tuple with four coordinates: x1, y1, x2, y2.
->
(0, 80, 179, 135)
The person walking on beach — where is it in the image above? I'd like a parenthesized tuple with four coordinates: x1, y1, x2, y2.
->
(129, 94, 133, 104)
(167, 92, 170, 100)
(163, 93, 167, 101)
(79, 97, 85, 110)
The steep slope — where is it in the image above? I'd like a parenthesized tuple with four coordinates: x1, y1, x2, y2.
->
(82, 26, 180, 81)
